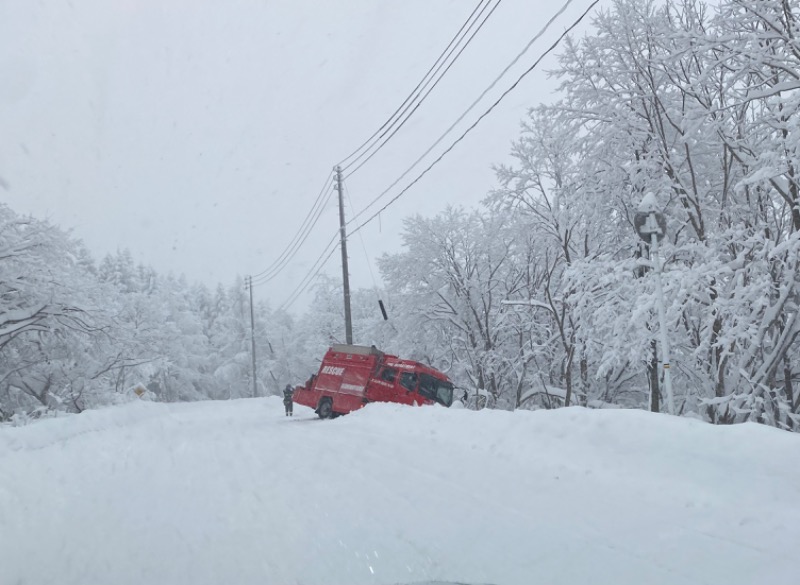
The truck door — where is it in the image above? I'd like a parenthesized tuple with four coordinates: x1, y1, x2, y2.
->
(366, 366, 399, 403)
(398, 371, 420, 405)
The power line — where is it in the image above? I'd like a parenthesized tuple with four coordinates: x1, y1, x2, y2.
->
(344, 180, 380, 292)
(268, 2, 501, 305)
(347, 0, 582, 226)
(337, 0, 502, 173)
(250, 171, 335, 285)
(277, 244, 338, 313)
(251, 184, 335, 287)
(276, 177, 380, 315)
(250, 170, 333, 282)
(272, 0, 597, 309)
(349, 0, 599, 237)
(275, 181, 375, 314)
(336, 0, 489, 168)
(343, 0, 505, 178)
(277, 229, 341, 312)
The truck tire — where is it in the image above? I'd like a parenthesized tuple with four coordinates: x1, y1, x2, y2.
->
(317, 398, 333, 419)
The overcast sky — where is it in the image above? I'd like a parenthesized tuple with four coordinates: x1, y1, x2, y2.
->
(0, 0, 595, 312)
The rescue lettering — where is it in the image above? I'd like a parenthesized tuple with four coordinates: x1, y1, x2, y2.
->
(321, 365, 345, 376)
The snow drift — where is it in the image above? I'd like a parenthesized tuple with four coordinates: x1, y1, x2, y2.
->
(1, 398, 798, 585)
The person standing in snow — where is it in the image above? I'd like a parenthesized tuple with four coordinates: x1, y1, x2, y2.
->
(283, 384, 294, 416)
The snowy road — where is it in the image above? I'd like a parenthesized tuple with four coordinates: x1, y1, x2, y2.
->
(2, 398, 799, 585)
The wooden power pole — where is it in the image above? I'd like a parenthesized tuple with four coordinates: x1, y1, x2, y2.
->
(246, 275, 258, 398)
(335, 166, 354, 345)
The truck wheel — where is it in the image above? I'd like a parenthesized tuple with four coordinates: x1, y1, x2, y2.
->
(317, 398, 333, 419)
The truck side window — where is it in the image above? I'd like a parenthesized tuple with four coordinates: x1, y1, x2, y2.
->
(380, 368, 397, 383)
(400, 372, 417, 391)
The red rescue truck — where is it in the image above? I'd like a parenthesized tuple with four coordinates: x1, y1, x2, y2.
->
(292, 344, 454, 418)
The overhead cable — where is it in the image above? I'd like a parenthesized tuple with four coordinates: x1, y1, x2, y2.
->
(344, 180, 380, 292)
(337, 0, 502, 174)
(250, 171, 335, 285)
(275, 0, 599, 308)
(347, 0, 587, 228)
(251, 184, 334, 287)
(343, 0, 505, 178)
(277, 230, 341, 312)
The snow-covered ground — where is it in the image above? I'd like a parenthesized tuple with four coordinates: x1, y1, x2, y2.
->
(2, 398, 798, 585)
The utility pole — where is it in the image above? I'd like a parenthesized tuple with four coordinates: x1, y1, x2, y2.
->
(335, 165, 353, 345)
(246, 275, 258, 398)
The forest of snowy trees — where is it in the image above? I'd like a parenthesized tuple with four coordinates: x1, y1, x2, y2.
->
(2, 0, 799, 430)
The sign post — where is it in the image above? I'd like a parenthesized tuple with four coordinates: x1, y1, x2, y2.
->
(634, 193, 675, 415)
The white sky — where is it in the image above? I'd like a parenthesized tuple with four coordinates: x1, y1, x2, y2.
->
(0, 0, 596, 311)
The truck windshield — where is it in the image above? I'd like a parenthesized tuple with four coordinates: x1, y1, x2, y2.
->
(418, 374, 454, 407)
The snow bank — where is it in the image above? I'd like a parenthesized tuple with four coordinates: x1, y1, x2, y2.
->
(1, 399, 798, 585)
(0, 400, 165, 456)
